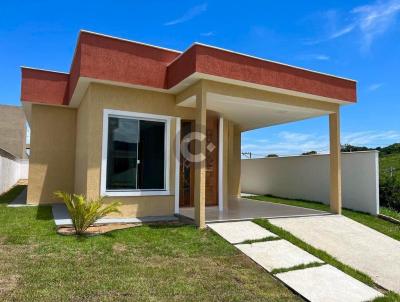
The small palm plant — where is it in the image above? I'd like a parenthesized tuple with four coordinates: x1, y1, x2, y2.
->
(54, 191, 121, 235)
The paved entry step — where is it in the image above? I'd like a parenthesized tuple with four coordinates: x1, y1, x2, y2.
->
(207, 221, 278, 244)
(236, 240, 323, 272)
(52, 204, 178, 226)
(276, 264, 383, 302)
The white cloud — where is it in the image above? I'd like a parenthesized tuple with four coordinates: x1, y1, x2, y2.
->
(342, 130, 400, 145)
(278, 131, 314, 142)
(164, 3, 207, 26)
(353, 0, 400, 50)
(242, 132, 328, 156)
(329, 24, 357, 39)
(297, 54, 331, 61)
(367, 83, 384, 91)
(242, 130, 400, 157)
(309, 0, 400, 50)
(314, 54, 331, 60)
(200, 31, 215, 37)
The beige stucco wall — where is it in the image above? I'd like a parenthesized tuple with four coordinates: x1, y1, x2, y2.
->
(74, 83, 196, 217)
(26, 82, 242, 217)
(27, 104, 76, 204)
(74, 88, 90, 195)
(227, 121, 241, 198)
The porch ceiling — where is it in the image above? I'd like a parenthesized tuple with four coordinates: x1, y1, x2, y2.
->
(178, 92, 330, 131)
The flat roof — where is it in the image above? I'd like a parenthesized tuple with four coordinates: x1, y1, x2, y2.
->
(21, 30, 357, 106)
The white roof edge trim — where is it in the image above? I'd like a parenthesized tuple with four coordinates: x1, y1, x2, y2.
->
(20, 66, 68, 75)
(79, 29, 182, 54)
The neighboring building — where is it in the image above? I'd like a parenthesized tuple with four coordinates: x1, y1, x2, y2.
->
(0, 105, 27, 159)
(20, 30, 357, 227)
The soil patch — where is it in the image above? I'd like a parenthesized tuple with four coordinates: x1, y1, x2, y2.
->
(57, 223, 141, 236)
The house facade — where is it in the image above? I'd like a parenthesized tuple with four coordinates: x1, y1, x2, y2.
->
(21, 30, 356, 228)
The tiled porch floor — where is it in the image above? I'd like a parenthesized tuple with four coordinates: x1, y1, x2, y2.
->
(179, 197, 329, 223)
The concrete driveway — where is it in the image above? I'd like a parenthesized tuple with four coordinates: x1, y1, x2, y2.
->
(179, 197, 328, 222)
(270, 215, 400, 293)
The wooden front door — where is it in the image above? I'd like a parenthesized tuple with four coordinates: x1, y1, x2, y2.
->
(205, 113, 219, 206)
(179, 120, 195, 207)
(179, 113, 219, 207)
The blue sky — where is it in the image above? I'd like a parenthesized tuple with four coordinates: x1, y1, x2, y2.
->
(1, 0, 399, 154)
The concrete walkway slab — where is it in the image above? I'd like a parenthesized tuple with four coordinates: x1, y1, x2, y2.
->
(207, 221, 277, 244)
(276, 264, 383, 302)
(270, 215, 400, 293)
(236, 240, 323, 271)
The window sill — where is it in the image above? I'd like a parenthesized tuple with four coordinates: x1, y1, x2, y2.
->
(103, 191, 171, 197)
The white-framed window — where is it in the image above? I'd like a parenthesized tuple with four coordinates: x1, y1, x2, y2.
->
(101, 109, 171, 196)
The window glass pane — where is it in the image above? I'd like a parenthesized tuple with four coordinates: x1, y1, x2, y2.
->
(106, 117, 138, 190)
(138, 120, 165, 189)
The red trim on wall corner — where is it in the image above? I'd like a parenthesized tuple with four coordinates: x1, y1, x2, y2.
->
(21, 68, 69, 105)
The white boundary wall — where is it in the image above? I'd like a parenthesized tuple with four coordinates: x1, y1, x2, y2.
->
(0, 149, 29, 195)
(19, 159, 29, 179)
(241, 151, 379, 215)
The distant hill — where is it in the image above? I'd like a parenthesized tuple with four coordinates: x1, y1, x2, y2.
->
(341, 143, 400, 155)
(377, 143, 400, 156)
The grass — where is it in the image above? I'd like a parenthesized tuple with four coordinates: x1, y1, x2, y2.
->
(375, 292, 400, 302)
(271, 262, 325, 275)
(0, 185, 301, 302)
(248, 195, 400, 241)
(253, 219, 375, 286)
(380, 207, 400, 221)
(239, 236, 281, 245)
(380, 153, 400, 179)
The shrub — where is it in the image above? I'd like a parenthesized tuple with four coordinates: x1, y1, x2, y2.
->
(379, 176, 400, 211)
(301, 151, 317, 155)
(54, 192, 121, 235)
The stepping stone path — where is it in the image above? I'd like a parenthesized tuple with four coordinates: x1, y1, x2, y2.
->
(207, 221, 277, 244)
(236, 240, 323, 271)
(276, 265, 383, 302)
(207, 221, 383, 302)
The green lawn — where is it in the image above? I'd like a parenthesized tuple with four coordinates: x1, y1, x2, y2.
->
(248, 195, 400, 241)
(380, 153, 400, 179)
(381, 207, 400, 221)
(0, 186, 300, 302)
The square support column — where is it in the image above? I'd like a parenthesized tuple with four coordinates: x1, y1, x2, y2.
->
(329, 110, 342, 214)
(194, 83, 207, 228)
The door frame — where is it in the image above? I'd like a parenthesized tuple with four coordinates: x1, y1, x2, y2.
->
(174, 116, 224, 214)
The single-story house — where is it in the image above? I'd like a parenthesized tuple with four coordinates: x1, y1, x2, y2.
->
(20, 30, 356, 228)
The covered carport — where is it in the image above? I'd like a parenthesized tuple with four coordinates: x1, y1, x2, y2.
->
(175, 75, 354, 227)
